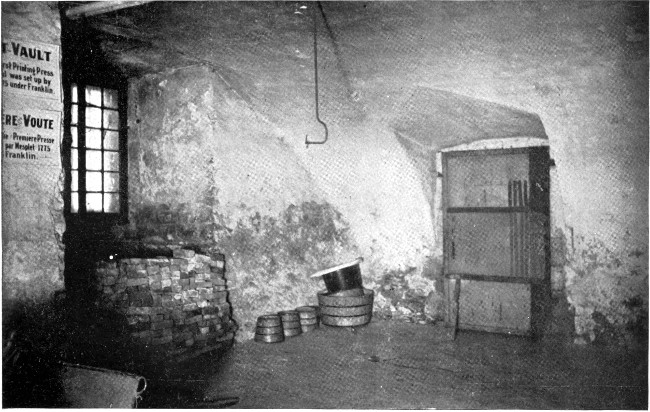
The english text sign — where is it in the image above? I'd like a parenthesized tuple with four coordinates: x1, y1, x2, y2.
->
(2, 39, 61, 101)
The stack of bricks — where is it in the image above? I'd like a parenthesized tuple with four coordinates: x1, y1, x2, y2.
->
(93, 248, 236, 361)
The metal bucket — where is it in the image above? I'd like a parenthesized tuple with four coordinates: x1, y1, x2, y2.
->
(59, 362, 147, 408)
(310, 258, 364, 294)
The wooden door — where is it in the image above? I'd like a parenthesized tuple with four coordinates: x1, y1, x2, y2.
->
(443, 147, 550, 336)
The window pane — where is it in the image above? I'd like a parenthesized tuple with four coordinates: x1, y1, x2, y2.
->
(85, 85, 102, 107)
(71, 171, 78, 191)
(71, 126, 78, 148)
(103, 109, 119, 130)
(71, 148, 78, 169)
(104, 151, 119, 171)
(104, 172, 119, 192)
(86, 193, 103, 212)
(104, 193, 120, 213)
(86, 128, 101, 149)
(71, 192, 79, 213)
(86, 150, 102, 171)
(86, 171, 102, 191)
(68, 83, 124, 216)
(104, 88, 118, 109)
(103, 130, 119, 150)
(86, 107, 102, 128)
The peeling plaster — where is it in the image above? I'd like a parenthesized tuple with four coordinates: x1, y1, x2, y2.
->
(212, 201, 359, 340)
(124, 2, 649, 345)
(2, 2, 65, 313)
(565, 237, 648, 344)
(129, 67, 442, 339)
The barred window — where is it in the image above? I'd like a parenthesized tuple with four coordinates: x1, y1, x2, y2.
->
(67, 83, 126, 215)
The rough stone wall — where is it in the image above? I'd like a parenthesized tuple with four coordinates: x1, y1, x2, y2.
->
(325, 1, 648, 344)
(1, 2, 65, 315)
(128, 66, 435, 340)
(127, 2, 647, 343)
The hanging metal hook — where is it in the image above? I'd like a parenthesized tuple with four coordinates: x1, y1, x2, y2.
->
(305, 1, 328, 147)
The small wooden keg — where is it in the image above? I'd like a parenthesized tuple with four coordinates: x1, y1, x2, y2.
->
(296, 306, 319, 332)
(318, 288, 374, 327)
(278, 310, 302, 337)
(254, 314, 284, 343)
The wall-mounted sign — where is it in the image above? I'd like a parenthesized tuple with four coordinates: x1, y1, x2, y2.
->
(2, 39, 60, 101)
(2, 107, 60, 163)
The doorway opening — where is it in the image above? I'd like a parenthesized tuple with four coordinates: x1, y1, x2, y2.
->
(60, 8, 130, 295)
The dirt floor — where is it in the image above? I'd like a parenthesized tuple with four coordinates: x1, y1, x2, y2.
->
(141, 320, 647, 409)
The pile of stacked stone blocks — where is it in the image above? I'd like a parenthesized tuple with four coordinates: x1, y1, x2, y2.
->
(93, 248, 236, 361)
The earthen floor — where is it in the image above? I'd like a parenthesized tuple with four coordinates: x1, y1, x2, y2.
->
(142, 320, 647, 409)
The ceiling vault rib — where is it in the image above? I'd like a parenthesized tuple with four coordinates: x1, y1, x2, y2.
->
(65, 1, 155, 20)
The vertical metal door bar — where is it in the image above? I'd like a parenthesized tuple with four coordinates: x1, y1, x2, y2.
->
(508, 181, 514, 277)
(517, 180, 525, 277)
(523, 180, 529, 278)
(513, 181, 520, 276)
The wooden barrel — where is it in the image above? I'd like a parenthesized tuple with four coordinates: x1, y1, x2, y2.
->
(255, 325, 284, 335)
(254, 314, 284, 343)
(318, 288, 374, 327)
(284, 327, 302, 337)
(301, 324, 318, 333)
(300, 319, 318, 328)
(328, 288, 364, 297)
(320, 304, 372, 317)
(254, 333, 284, 343)
(296, 306, 319, 332)
(321, 313, 372, 327)
(256, 314, 282, 327)
(309, 305, 321, 319)
(317, 288, 374, 307)
(278, 310, 300, 322)
(281, 320, 301, 329)
(278, 310, 302, 337)
(296, 306, 318, 320)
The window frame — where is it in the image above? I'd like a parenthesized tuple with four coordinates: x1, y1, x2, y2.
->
(63, 79, 128, 222)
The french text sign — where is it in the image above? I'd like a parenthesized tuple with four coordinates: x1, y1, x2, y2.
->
(2, 107, 60, 163)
